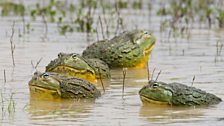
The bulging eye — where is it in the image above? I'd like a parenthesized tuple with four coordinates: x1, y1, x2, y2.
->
(151, 83, 158, 88)
(143, 31, 151, 39)
(42, 73, 49, 78)
(72, 54, 78, 60)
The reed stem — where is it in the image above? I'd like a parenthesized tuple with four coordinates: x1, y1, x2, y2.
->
(98, 67, 105, 93)
(10, 21, 15, 67)
(122, 68, 127, 97)
(3, 70, 6, 83)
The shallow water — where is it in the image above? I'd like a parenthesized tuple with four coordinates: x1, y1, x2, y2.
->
(1, 1, 224, 126)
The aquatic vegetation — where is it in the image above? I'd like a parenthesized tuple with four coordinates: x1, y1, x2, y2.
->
(116, 0, 128, 9)
(30, 0, 97, 34)
(3, 70, 6, 83)
(74, 7, 95, 33)
(58, 24, 74, 35)
(10, 22, 15, 67)
(132, 0, 142, 10)
(122, 68, 127, 97)
(0, 0, 130, 36)
(157, 0, 224, 39)
(0, 2, 25, 16)
(97, 67, 105, 93)
(215, 40, 224, 62)
(8, 93, 15, 114)
(216, 9, 224, 28)
(1, 0, 223, 38)
(0, 90, 16, 118)
(31, 57, 43, 70)
(216, 40, 223, 56)
(157, 0, 193, 38)
(80, 0, 97, 9)
(1, 90, 4, 113)
(30, 0, 65, 23)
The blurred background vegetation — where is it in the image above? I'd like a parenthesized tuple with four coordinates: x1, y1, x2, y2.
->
(0, 0, 223, 38)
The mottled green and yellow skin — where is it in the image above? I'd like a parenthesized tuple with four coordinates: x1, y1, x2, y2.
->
(84, 58, 111, 79)
(46, 53, 97, 83)
(46, 53, 110, 82)
(82, 30, 156, 68)
(29, 72, 101, 99)
(139, 80, 222, 106)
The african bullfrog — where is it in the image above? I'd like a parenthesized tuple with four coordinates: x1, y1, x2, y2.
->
(82, 30, 156, 68)
(29, 72, 101, 99)
(139, 80, 222, 106)
(46, 53, 110, 83)
(84, 58, 111, 79)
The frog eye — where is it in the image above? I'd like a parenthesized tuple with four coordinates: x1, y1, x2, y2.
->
(42, 73, 49, 78)
(151, 83, 159, 88)
(143, 31, 151, 39)
(72, 54, 78, 59)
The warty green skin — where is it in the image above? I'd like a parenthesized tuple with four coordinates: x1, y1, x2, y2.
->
(46, 53, 110, 79)
(29, 72, 101, 99)
(139, 80, 222, 106)
(82, 30, 156, 68)
(84, 58, 111, 79)
(46, 53, 95, 74)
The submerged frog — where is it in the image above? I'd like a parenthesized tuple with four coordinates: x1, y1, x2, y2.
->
(46, 53, 110, 83)
(139, 80, 222, 106)
(29, 72, 101, 99)
(82, 30, 156, 68)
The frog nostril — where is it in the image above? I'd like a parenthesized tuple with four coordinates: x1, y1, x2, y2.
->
(34, 71, 42, 76)
(58, 52, 63, 57)
(32, 76, 38, 80)
(142, 85, 148, 89)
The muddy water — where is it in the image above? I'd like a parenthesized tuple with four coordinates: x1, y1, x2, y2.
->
(1, 5, 224, 126)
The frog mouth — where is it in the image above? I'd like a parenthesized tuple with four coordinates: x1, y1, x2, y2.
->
(29, 80, 58, 92)
(144, 43, 155, 55)
(49, 65, 95, 75)
(29, 85, 57, 92)
(140, 95, 169, 105)
(49, 65, 97, 83)
(29, 84, 62, 100)
(29, 81, 62, 96)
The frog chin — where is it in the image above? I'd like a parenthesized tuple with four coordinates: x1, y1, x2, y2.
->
(144, 44, 155, 56)
(140, 95, 169, 105)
